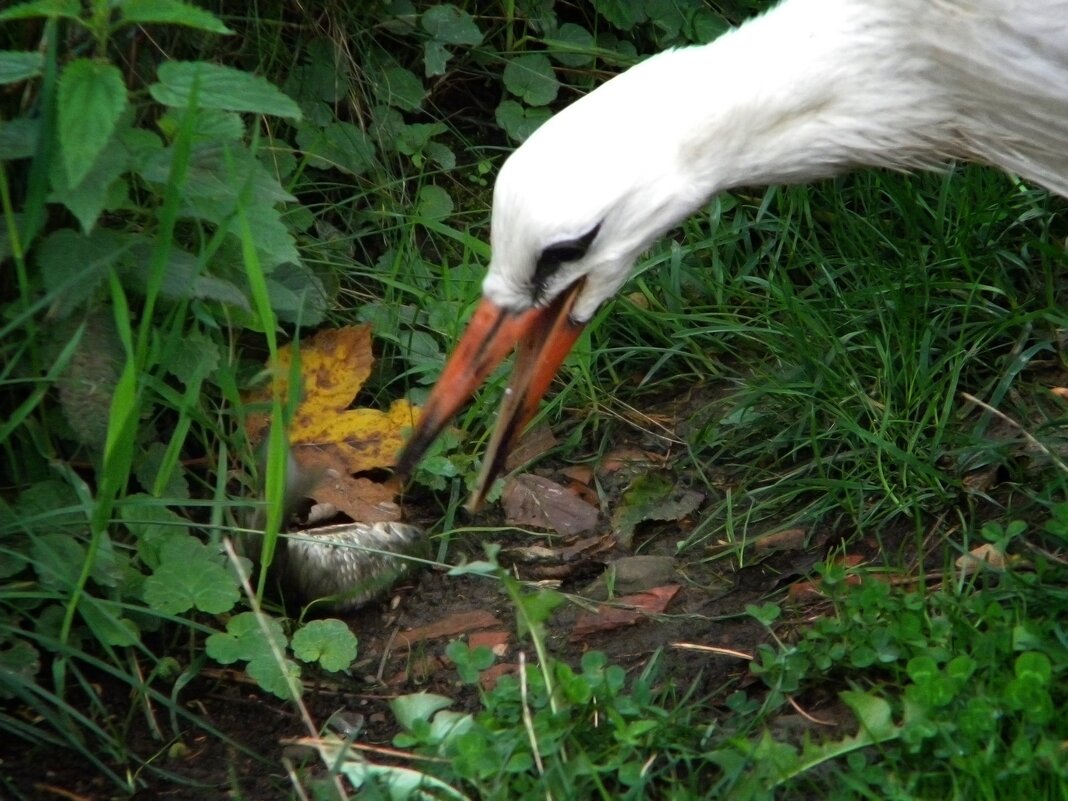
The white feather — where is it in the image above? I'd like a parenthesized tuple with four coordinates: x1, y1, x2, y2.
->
(482, 0, 1068, 322)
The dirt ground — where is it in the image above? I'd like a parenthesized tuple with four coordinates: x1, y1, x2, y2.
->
(1, 387, 954, 800)
(2, 497, 894, 801)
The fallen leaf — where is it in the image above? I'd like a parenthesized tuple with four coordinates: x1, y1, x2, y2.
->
(559, 464, 594, 485)
(583, 556, 677, 600)
(570, 585, 680, 639)
(505, 423, 558, 470)
(611, 471, 703, 549)
(246, 325, 418, 474)
(754, 528, 807, 552)
(477, 663, 519, 690)
(961, 467, 999, 493)
(396, 610, 503, 649)
(501, 534, 613, 565)
(956, 543, 1007, 576)
(598, 447, 660, 475)
(305, 472, 402, 523)
(502, 474, 600, 536)
(468, 630, 510, 656)
(244, 326, 418, 524)
(1050, 387, 1068, 399)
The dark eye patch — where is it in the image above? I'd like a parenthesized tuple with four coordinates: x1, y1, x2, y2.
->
(531, 223, 601, 300)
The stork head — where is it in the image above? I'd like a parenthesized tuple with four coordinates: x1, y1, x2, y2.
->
(396, 52, 704, 506)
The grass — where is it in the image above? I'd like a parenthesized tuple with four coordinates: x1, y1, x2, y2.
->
(1, 0, 1067, 798)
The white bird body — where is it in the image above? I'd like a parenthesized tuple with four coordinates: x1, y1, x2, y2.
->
(398, 0, 1068, 504)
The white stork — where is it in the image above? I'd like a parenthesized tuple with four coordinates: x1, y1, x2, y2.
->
(396, 0, 1068, 507)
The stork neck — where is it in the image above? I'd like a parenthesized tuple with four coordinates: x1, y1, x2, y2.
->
(676, 0, 948, 194)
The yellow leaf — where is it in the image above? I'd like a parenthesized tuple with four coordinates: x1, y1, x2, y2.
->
(246, 325, 420, 474)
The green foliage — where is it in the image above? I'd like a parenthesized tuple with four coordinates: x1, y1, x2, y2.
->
(206, 611, 301, 699)
(356, 517, 1068, 800)
(2, 0, 1066, 795)
(290, 617, 359, 673)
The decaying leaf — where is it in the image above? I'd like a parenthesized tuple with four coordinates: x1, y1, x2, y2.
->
(505, 423, 558, 471)
(306, 471, 402, 523)
(753, 528, 808, 552)
(598, 447, 661, 476)
(246, 325, 418, 473)
(956, 543, 1008, 576)
(611, 470, 703, 549)
(502, 474, 600, 536)
(570, 585, 680, 639)
(245, 325, 418, 523)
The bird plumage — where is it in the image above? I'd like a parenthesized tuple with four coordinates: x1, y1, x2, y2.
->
(489, 0, 1068, 322)
(397, 0, 1068, 504)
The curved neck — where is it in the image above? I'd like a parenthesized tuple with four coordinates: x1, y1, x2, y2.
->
(673, 0, 952, 194)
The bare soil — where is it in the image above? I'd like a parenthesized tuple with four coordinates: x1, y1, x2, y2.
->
(1, 386, 991, 800)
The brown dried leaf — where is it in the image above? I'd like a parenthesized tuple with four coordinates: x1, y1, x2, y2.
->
(598, 447, 660, 475)
(305, 470, 402, 523)
(754, 528, 807, 552)
(559, 464, 594, 485)
(956, 543, 1007, 576)
(397, 610, 503, 648)
(502, 474, 600, 536)
(570, 585, 680, 639)
(505, 423, 558, 471)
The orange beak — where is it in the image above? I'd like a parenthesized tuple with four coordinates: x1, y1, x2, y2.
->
(395, 279, 586, 510)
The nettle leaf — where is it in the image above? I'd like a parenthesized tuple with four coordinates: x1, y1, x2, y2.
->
(594, 0, 647, 31)
(158, 107, 245, 142)
(0, 117, 38, 159)
(502, 54, 558, 106)
(495, 100, 551, 143)
(266, 261, 328, 325)
(291, 619, 358, 672)
(36, 228, 135, 317)
(373, 64, 425, 111)
(142, 142, 294, 208)
(151, 61, 301, 119)
(286, 39, 351, 104)
(423, 40, 450, 78)
(13, 480, 85, 532)
(58, 59, 128, 188)
(416, 185, 453, 221)
(0, 51, 43, 84)
(421, 4, 483, 46)
(133, 442, 192, 502)
(297, 121, 375, 177)
(230, 202, 301, 270)
(164, 329, 221, 388)
(544, 23, 595, 67)
(142, 534, 239, 614)
(119, 0, 233, 34)
(0, 0, 80, 22)
(48, 125, 131, 232)
(119, 241, 250, 309)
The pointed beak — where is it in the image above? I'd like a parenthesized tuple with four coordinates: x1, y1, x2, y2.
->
(395, 279, 586, 510)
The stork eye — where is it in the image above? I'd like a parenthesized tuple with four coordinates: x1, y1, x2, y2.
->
(531, 223, 601, 298)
